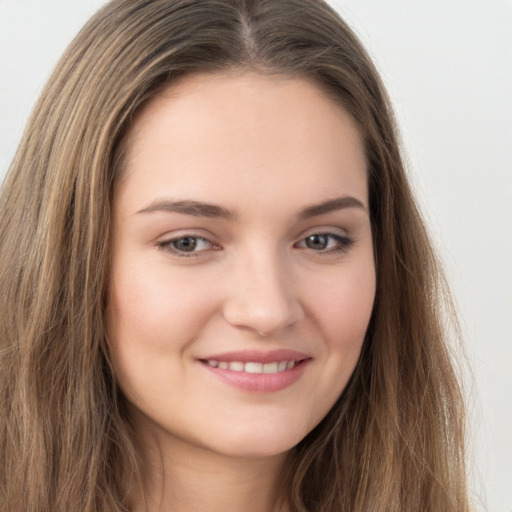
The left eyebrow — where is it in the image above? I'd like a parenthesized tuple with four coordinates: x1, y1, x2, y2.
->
(136, 199, 236, 220)
(298, 196, 367, 220)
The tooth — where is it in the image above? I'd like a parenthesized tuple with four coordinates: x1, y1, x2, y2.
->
(208, 360, 297, 373)
(229, 361, 244, 371)
(263, 362, 279, 374)
(245, 362, 263, 373)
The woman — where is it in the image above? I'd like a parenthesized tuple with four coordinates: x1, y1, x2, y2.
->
(0, 0, 470, 511)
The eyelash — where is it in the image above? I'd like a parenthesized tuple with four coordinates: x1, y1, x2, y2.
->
(294, 231, 354, 255)
(156, 231, 354, 258)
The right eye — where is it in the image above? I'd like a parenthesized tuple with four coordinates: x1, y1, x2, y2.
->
(157, 235, 219, 257)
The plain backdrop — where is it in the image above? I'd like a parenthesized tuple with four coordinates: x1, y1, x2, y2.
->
(1, 1, 511, 511)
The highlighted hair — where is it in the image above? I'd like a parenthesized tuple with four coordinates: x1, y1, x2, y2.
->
(0, 1, 469, 510)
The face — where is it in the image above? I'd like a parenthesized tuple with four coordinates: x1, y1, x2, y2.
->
(107, 71, 376, 460)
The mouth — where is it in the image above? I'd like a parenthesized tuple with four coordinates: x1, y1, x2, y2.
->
(197, 350, 311, 392)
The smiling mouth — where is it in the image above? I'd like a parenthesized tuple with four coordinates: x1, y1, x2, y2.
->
(201, 359, 301, 374)
(198, 354, 311, 392)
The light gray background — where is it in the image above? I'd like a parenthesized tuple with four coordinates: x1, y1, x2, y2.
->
(1, 1, 511, 510)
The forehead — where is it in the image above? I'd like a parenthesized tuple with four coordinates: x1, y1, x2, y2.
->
(117, 71, 368, 213)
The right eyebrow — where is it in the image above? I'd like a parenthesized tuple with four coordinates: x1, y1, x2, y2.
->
(298, 196, 367, 220)
(136, 199, 237, 220)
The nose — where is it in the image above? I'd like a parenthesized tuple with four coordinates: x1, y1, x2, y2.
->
(222, 247, 304, 337)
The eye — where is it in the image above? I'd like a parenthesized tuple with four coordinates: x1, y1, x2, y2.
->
(295, 232, 354, 254)
(157, 235, 219, 257)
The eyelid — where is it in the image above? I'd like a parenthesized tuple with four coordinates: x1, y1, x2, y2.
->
(299, 225, 349, 238)
(296, 225, 350, 243)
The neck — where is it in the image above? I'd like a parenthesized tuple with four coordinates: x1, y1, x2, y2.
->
(130, 428, 291, 512)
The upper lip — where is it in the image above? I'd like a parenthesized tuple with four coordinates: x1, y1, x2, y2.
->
(199, 349, 311, 364)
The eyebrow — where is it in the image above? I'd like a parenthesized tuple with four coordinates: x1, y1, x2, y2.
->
(136, 196, 367, 220)
(137, 199, 236, 219)
(298, 196, 367, 220)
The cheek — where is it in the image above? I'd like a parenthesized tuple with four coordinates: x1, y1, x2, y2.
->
(292, 262, 375, 430)
(306, 262, 376, 350)
(105, 264, 219, 407)
(107, 259, 218, 352)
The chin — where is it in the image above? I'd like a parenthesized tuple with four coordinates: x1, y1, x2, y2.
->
(206, 424, 309, 460)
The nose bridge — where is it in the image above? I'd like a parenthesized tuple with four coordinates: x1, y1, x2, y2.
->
(223, 241, 303, 336)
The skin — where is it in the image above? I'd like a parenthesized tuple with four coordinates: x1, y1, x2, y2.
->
(107, 71, 376, 512)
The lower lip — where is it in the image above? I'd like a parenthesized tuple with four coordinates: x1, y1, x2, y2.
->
(200, 360, 310, 392)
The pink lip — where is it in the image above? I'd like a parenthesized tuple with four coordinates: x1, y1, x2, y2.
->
(197, 349, 311, 393)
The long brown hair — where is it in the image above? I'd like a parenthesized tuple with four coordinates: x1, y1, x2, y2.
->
(0, 1, 470, 510)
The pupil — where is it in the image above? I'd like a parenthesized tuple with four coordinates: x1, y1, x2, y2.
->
(306, 234, 328, 250)
(174, 237, 196, 252)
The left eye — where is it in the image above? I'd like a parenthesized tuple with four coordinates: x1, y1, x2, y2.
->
(296, 233, 353, 252)
(158, 236, 214, 255)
